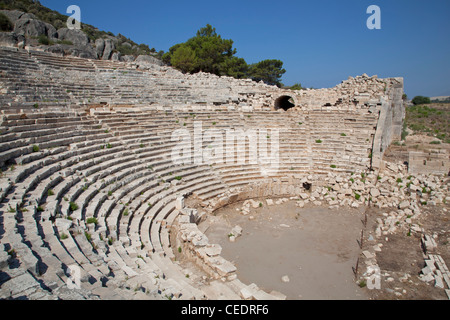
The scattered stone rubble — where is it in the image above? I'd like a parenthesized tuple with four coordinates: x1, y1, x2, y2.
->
(419, 234, 450, 298)
(196, 160, 449, 299)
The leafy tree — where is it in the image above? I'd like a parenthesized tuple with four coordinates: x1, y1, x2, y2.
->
(163, 24, 286, 84)
(412, 96, 431, 105)
(219, 56, 249, 79)
(248, 59, 286, 87)
(171, 44, 197, 73)
(186, 24, 235, 75)
(164, 24, 239, 75)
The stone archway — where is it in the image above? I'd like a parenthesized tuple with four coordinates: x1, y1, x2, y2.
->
(274, 95, 296, 111)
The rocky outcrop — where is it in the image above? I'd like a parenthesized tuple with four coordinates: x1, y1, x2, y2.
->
(56, 28, 89, 46)
(0, 32, 25, 48)
(0, 9, 163, 65)
(95, 38, 116, 60)
(0, 10, 34, 24)
(14, 16, 56, 40)
(135, 54, 164, 68)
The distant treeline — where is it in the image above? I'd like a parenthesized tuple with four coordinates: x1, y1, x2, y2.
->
(431, 97, 450, 104)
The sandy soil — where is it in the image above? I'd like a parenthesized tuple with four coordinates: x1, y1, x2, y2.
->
(200, 200, 369, 300)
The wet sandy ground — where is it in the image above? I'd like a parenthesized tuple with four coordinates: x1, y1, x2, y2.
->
(201, 200, 370, 300)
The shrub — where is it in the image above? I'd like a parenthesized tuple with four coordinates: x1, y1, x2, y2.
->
(57, 40, 73, 45)
(69, 202, 79, 211)
(315, 139, 322, 143)
(86, 217, 98, 225)
(0, 13, 13, 31)
(174, 176, 183, 181)
(32, 145, 40, 152)
(330, 165, 337, 168)
(38, 35, 52, 45)
(340, 133, 347, 137)
(60, 233, 69, 240)
(411, 96, 431, 105)
(48, 189, 54, 196)
(354, 193, 361, 200)
(429, 140, 441, 144)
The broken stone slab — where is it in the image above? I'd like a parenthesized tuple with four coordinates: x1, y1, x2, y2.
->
(175, 196, 184, 210)
(421, 266, 433, 276)
(240, 286, 255, 300)
(362, 251, 375, 259)
(281, 275, 290, 283)
(208, 256, 236, 277)
(266, 199, 274, 206)
(398, 200, 409, 209)
(249, 199, 260, 208)
(299, 193, 309, 200)
(370, 188, 380, 198)
(434, 275, 445, 289)
(296, 200, 305, 208)
(1, 272, 40, 297)
(420, 273, 435, 283)
(230, 225, 243, 238)
(204, 244, 222, 257)
(55, 218, 72, 231)
(422, 234, 437, 252)
(0, 250, 11, 269)
(191, 233, 209, 247)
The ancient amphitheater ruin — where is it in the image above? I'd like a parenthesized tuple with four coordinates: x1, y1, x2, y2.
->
(0, 45, 449, 300)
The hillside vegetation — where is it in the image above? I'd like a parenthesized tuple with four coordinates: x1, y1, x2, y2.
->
(0, 0, 158, 57)
(404, 104, 450, 144)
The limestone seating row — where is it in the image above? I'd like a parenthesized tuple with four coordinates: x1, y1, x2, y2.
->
(88, 165, 225, 298)
(40, 120, 229, 298)
(0, 114, 134, 296)
(120, 109, 372, 175)
(4, 151, 183, 296)
(0, 118, 112, 169)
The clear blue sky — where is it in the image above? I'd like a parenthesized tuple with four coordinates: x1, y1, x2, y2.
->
(40, 0, 450, 98)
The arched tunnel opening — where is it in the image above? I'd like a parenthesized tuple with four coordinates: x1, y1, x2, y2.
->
(275, 95, 296, 111)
